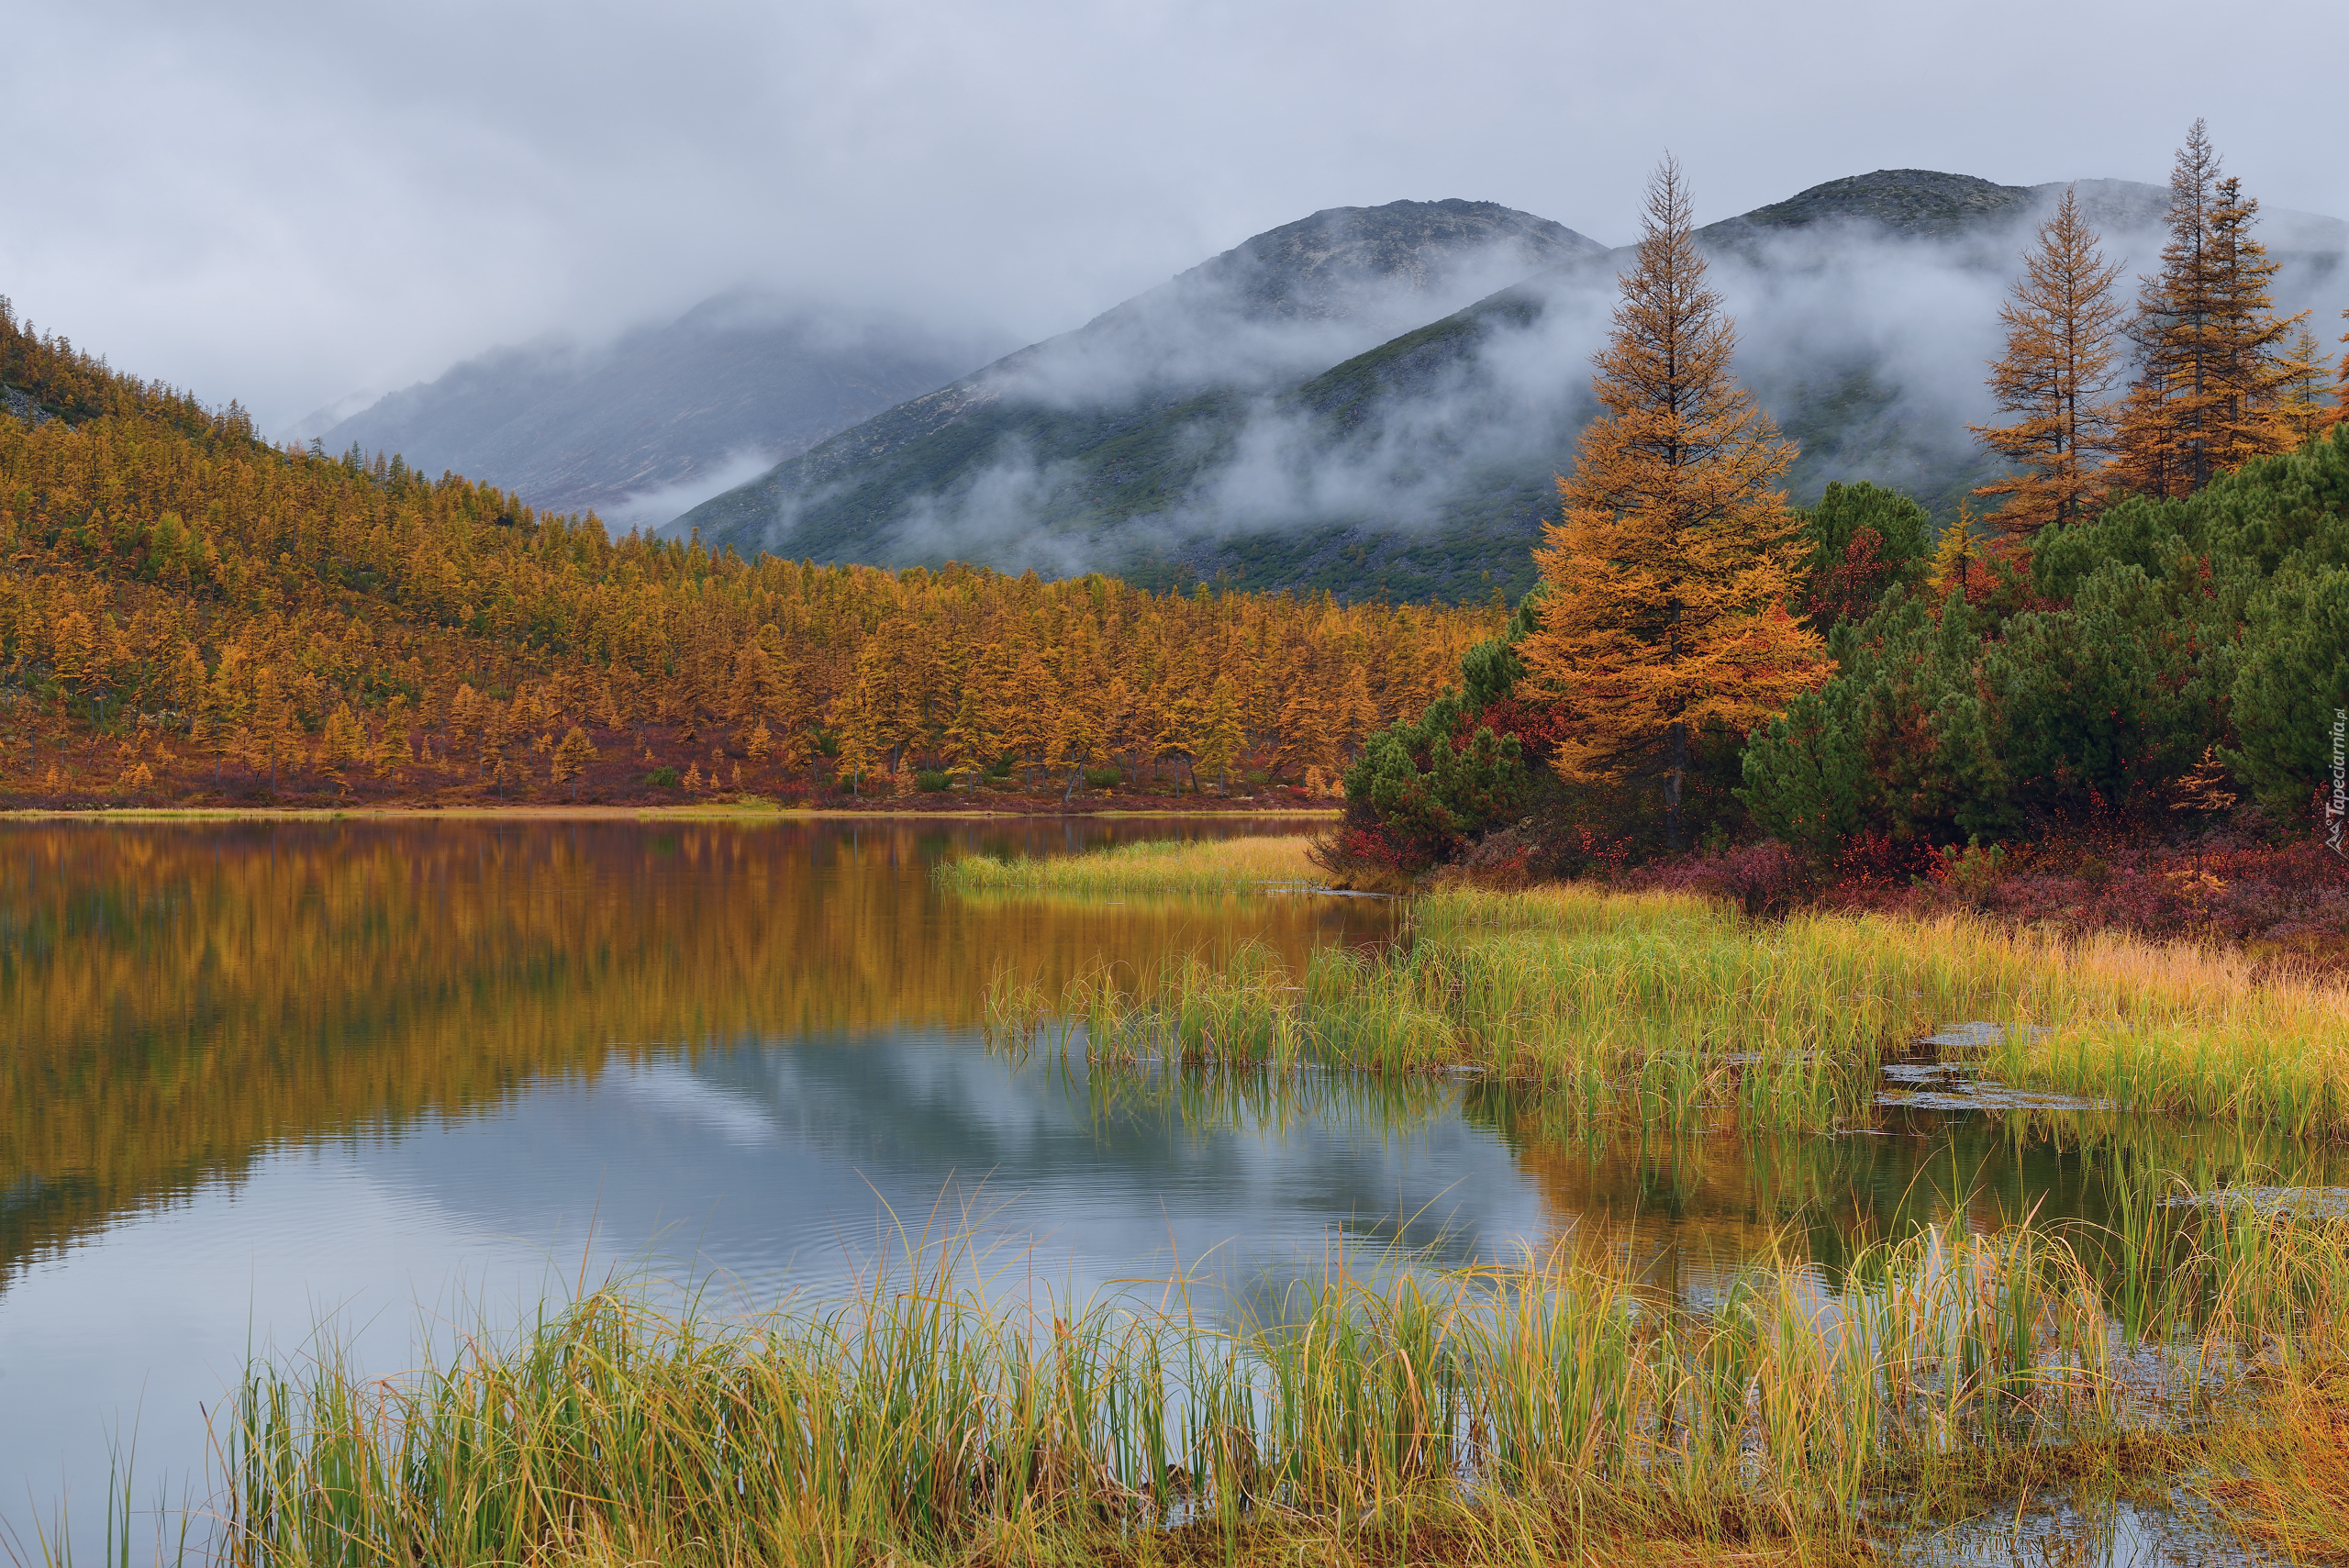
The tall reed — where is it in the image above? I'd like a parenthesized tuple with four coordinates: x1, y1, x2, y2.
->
(985, 878, 2349, 1136)
(217, 1201, 2349, 1568)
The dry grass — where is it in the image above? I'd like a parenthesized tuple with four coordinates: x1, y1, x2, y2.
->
(202, 1198, 2349, 1568)
(978, 843, 2349, 1135)
(940, 835, 1325, 897)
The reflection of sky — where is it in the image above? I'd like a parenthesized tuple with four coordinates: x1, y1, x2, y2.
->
(0, 1028, 1542, 1550)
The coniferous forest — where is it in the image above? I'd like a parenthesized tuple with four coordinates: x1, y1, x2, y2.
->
(3, 120, 2346, 958)
(1324, 128, 2348, 954)
(0, 298, 1495, 807)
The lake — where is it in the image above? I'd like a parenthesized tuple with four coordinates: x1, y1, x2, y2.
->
(1, 818, 2333, 1557)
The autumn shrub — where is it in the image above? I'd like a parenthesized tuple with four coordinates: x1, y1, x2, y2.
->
(915, 770, 952, 792)
(642, 765, 679, 788)
(1625, 840, 1809, 915)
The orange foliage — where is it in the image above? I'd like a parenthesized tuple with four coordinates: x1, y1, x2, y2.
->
(0, 298, 1497, 806)
(2108, 121, 2307, 497)
(1969, 185, 2126, 535)
(1517, 157, 1830, 850)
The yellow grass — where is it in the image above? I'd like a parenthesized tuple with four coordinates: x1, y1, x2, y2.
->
(210, 1201, 2349, 1568)
(940, 834, 1326, 896)
(970, 838, 2349, 1135)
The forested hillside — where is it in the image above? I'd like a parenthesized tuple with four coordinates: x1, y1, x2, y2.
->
(0, 298, 1496, 808)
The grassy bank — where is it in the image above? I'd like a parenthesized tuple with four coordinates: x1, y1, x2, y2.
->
(217, 1201, 2349, 1568)
(941, 835, 1326, 896)
(975, 848, 2349, 1137)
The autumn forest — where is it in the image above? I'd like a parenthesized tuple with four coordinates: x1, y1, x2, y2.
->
(0, 302, 1495, 807)
(3, 122, 2345, 869)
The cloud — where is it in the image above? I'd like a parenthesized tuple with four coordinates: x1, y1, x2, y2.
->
(603, 450, 785, 533)
(6, 0, 2347, 431)
(840, 184, 2343, 573)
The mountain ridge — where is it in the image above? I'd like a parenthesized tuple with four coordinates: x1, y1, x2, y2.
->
(314, 294, 997, 525)
(675, 170, 2344, 601)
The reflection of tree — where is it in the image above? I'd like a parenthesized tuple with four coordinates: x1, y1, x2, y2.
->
(0, 821, 1386, 1287)
(1467, 1088, 2349, 1308)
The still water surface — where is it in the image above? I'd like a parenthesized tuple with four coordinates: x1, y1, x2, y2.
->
(1, 818, 2337, 1551)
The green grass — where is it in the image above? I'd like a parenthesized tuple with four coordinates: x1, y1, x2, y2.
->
(981, 873, 2349, 1136)
(209, 1197, 2349, 1568)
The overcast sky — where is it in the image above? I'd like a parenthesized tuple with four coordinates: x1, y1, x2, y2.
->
(6, 0, 2345, 430)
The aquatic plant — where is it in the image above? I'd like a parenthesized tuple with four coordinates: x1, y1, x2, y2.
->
(984, 866, 2349, 1137)
(212, 1200, 2349, 1568)
(939, 835, 1326, 896)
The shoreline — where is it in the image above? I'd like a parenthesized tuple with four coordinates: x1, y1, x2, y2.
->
(0, 803, 1346, 822)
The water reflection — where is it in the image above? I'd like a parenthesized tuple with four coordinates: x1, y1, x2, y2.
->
(0, 816, 1378, 1284)
(1, 819, 2339, 1556)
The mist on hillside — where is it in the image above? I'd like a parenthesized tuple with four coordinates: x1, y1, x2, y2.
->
(776, 183, 2346, 582)
(316, 292, 1005, 524)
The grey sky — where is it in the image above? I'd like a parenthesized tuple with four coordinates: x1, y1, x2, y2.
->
(6, 0, 2344, 431)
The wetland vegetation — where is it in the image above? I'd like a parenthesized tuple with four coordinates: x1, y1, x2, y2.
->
(102, 826, 2346, 1568)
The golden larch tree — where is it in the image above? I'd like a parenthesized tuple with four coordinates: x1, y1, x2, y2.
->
(2334, 306, 2349, 426)
(1970, 186, 2126, 534)
(2202, 175, 2300, 463)
(1519, 154, 1830, 851)
(2110, 120, 2223, 497)
(2276, 319, 2336, 444)
(2110, 122, 2303, 495)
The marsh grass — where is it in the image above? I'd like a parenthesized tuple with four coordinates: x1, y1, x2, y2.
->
(210, 1198, 2349, 1568)
(939, 837, 1325, 897)
(981, 867, 2349, 1136)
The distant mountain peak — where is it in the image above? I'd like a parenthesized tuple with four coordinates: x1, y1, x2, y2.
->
(1174, 197, 1606, 324)
(1702, 169, 2038, 242)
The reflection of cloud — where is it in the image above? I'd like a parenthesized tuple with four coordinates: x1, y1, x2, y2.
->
(612, 1061, 781, 1148)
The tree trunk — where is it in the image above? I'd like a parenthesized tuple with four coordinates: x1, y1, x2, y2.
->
(1664, 718, 1687, 852)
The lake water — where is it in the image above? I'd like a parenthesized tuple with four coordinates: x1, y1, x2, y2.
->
(2, 818, 2335, 1559)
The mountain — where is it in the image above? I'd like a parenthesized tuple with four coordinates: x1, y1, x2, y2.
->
(311, 294, 996, 525)
(676, 200, 1603, 566)
(677, 172, 2347, 601)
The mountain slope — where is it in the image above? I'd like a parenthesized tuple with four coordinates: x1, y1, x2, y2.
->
(680, 200, 1603, 559)
(681, 172, 2346, 601)
(315, 294, 995, 525)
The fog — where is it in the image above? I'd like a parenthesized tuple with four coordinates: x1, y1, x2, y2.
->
(6, 0, 2347, 433)
(809, 181, 2343, 575)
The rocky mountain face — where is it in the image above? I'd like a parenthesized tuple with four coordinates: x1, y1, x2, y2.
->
(674, 172, 2343, 600)
(312, 294, 995, 525)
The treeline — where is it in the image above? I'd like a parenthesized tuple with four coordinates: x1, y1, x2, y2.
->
(1333, 128, 2349, 884)
(0, 296, 1497, 804)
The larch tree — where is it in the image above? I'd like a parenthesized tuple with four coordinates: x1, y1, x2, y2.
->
(1517, 155, 1830, 851)
(2334, 307, 2349, 425)
(1969, 186, 2126, 534)
(2110, 120, 2223, 498)
(2276, 319, 2336, 444)
(941, 683, 991, 788)
(1197, 675, 1245, 794)
(2110, 123, 2302, 495)
(2201, 175, 2299, 464)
